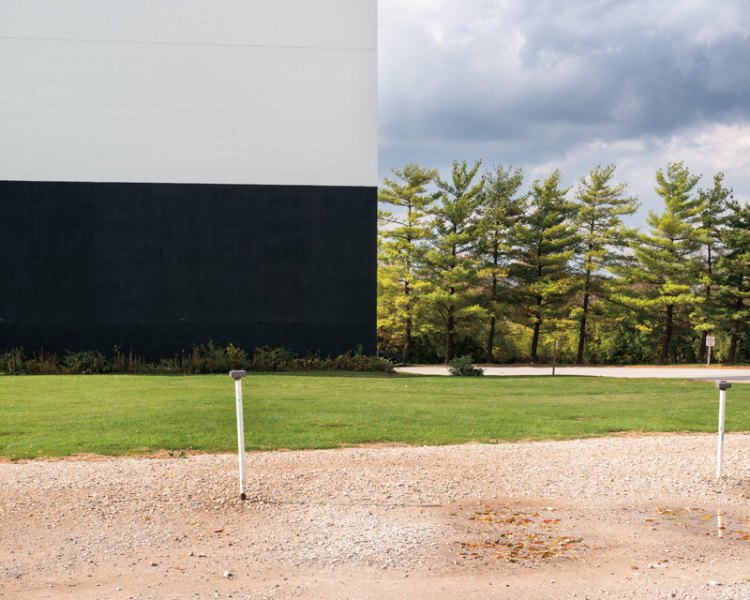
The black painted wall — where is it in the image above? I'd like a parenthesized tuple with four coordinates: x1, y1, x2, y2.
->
(0, 181, 376, 358)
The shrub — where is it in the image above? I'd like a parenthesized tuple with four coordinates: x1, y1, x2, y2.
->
(0, 347, 25, 374)
(330, 351, 395, 372)
(250, 346, 297, 371)
(29, 353, 63, 374)
(225, 343, 250, 370)
(0, 343, 394, 375)
(448, 355, 484, 376)
(63, 350, 111, 374)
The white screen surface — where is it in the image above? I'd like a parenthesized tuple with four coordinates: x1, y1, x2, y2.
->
(0, 0, 377, 187)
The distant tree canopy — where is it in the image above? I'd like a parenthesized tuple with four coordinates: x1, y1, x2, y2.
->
(377, 161, 750, 365)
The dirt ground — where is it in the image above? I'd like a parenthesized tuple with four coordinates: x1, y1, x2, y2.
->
(2, 434, 750, 600)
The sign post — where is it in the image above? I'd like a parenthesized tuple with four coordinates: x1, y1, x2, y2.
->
(229, 370, 248, 500)
(715, 380, 731, 479)
(706, 335, 716, 367)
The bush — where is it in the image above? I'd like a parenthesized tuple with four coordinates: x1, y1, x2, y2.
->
(63, 350, 111, 374)
(0, 347, 25, 374)
(251, 346, 297, 371)
(25, 352, 63, 375)
(225, 343, 250, 369)
(329, 350, 395, 372)
(0, 343, 394, 375)
(448, 355, 484, 376)
(249, 346, 394, 373)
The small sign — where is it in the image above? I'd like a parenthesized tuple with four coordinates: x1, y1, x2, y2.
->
(706, 336, 716, 347)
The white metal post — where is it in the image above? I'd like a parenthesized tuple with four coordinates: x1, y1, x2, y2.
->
(230, 370, 248, 500)
(716, 381, 731, 479)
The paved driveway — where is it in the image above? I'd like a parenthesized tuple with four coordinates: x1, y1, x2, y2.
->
(396, 364, 750, 382)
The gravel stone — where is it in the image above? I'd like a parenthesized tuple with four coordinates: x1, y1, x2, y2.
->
(1, 434, 749, 599)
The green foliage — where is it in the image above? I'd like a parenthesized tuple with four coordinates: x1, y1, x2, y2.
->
(613, 162, 705, 362)
(422, 160, 486, 362)
(63, 350, 111, 374)
(570, 165, 638, 363)
(0, 344, 393, 375)
(249, 347, 394, 372)
(510, 169, 579, 362)
(0, 347, 24, 374)
(692, 172, 733, 357)
(448, 354, 485, 376)
(225, 343, 250, 369)
(250, 346, 297, 371)
(476, 164, 527, 362)
(375, 159, 750, 365)
(716, 199, 750, 362)
(378, 163, 438, 364)
(186, 340, 242, 373)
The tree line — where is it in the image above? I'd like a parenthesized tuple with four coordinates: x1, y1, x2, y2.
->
(377, 161, 750, 365)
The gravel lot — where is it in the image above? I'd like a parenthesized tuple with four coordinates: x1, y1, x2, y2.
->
(2, 434, 750, 600)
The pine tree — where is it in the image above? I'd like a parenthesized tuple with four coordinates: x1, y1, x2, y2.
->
(377, 164, 437, 363)
(423, 160, 485, 363)
(510, 170, 578, 363)
(695, 173, 731, 361)
(614, 162, 704, 363)
(476, 165, 526, 362)
(571, 165, 638, 364)
(716, 200, 750, 363)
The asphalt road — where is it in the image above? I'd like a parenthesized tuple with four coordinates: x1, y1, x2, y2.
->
(396, 364, 750, 382)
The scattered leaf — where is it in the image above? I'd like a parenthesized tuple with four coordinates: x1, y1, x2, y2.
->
(459, 506, 583, 563)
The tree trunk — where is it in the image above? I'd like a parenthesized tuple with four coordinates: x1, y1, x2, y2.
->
(576, 273, 591, 364)
(659, 304, 674, 363)
(403, 315, 412, 365)
(530, 317, 541, 363)
(403, 277, 412, 365)
(699, 331, 707, 363)
(727, 298, 742, 363)
(530, 295, 542, 363)
(444, 309, 455, 364)
(575, 297, 589, 365)
(486, 315, 496, 363)
(700, 246, 713, 362)
(486, 267, 499, 363)
(728, 318, 740, 364)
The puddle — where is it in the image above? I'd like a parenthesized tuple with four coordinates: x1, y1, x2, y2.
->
(647, 507, 750, 541)
(457, 505, 583, 563)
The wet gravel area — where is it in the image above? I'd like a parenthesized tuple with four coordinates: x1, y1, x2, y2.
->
(1, 434, 750, 599)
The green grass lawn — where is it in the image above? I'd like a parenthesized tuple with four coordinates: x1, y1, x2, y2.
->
(0, 373, 748, 460)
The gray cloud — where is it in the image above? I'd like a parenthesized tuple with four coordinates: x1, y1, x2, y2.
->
(378, 0, 750, 216)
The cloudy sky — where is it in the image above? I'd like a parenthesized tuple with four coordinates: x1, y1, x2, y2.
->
(378, 0, 750, 222)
